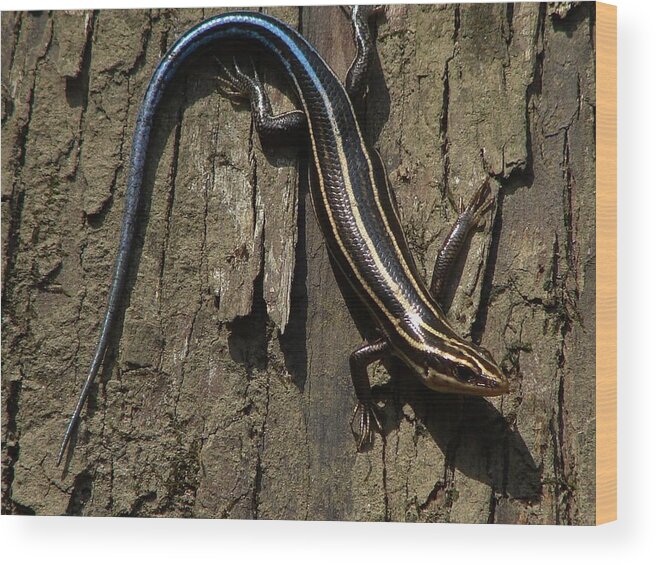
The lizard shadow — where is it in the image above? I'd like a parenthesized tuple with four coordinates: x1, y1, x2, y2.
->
(343, 13, 540, 502)
(241, 16, 541, 502)
(332, 260, 541, 503)
(378, 366, 541, 502)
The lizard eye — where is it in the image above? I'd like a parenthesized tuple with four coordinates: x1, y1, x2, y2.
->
(453, 364, 478, 384)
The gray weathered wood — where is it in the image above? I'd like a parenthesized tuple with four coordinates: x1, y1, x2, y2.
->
(2, 4, 596, 523)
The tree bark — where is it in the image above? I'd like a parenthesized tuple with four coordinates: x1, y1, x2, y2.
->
(2, 4, 596, 523)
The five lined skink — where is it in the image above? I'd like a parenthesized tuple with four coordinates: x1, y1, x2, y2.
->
(59, 8, 508, 464)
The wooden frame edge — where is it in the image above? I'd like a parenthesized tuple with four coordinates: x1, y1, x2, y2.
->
(595, 1, 617, 525)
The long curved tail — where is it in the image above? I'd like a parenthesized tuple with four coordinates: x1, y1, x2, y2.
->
(57, 11, 331, 465)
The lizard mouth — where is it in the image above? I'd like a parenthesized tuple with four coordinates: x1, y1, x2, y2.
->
(421, 362, 508, 396)
(456, 365, 509, 394)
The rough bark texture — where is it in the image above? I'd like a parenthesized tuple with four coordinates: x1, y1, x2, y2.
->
(2, 4, 596, 523)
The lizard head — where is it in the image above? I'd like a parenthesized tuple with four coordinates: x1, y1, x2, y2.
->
(397, 329, 509, 397)
(421, 341, 509, 396)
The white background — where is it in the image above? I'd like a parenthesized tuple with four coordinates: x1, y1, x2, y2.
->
(2, 0, 655, 562)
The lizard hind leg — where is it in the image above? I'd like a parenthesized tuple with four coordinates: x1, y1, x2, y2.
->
(429, 179, 495, 302)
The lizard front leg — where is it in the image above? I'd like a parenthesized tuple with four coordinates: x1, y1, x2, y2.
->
(349, 339, 389, 450)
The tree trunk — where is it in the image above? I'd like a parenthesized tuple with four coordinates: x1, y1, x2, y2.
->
(2, 4, 596, 524)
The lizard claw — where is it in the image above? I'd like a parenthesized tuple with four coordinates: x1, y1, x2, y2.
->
(466, 178, 494, 227)
(215, 56, 246, 101)
(215, 56, 262, 103)
(350, 401, 382, 451)
(448, 177, 494, 226)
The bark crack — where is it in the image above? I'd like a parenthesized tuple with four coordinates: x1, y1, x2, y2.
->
(251, 370, 271, 518)
(2, 17, 53, 303)
(1, 17, 54, 511)
(438, 7, 459, 201)
(381, 432, 390, 521)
